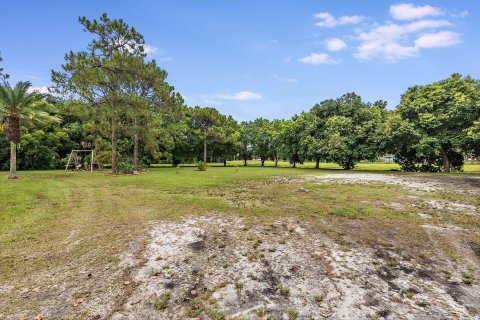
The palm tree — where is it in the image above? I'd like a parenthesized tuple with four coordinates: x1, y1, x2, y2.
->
(0, 81, 51, 179)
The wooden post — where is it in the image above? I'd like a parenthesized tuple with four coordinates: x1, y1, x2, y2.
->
(90, 150, 94, 172)
(65, 150, 74, 172)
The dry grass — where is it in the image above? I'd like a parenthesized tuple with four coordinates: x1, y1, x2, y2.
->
(0, 167, 479, 318)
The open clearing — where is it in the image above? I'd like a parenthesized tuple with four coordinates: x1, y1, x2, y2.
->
(1, 165, 479, 319)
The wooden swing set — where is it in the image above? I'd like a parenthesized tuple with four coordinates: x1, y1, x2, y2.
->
(65, 150, 94, 172)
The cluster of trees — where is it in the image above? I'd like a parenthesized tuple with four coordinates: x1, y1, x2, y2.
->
(1, 15, 479, 178)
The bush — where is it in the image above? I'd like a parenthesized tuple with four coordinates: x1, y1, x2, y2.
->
(117, 156, 134, 174)
(197, 160, 206, 171)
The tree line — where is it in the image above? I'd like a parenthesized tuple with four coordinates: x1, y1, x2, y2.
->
(1, 14, 479, 178)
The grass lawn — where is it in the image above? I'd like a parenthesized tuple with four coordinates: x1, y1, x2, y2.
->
(0, 165, 479, 318)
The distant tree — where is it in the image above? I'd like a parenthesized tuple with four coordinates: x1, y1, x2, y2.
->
(190, 106, 226, 163)
(279, 114, 307, 168)
(0, 81, 58, 178)
(123, 57, 176, 172)
(397, 74, 480, 172)
(250, 118, 273, 166)
(301, 112, 324, 169)
(309, 93, 386, 170)
(238, 121, 254, 166)
(269, 119, 285, 167)
(52, 13, 146, 174)
(467, 120, 480, 158)
(212, 116, 239, 166)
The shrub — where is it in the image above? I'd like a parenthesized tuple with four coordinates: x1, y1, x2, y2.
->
(117, 156, 134, 174)
(197, 160, 207, 171)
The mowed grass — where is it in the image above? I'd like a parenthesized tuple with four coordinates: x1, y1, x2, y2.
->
(222, 160, 480, 173)
(0, 164, 478, 296)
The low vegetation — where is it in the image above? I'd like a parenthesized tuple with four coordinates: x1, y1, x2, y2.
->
(0, 166, 479, 318)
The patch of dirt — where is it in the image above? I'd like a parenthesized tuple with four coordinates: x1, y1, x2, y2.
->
(108, 216, 476, 319)
(270, 173, 480, 194)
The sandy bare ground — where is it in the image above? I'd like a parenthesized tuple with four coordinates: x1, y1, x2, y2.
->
(110, 216, 476, 320)
(1, 173, 479, 319)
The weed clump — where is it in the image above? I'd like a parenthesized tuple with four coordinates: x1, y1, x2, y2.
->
(279, 286, 290, 297)
(153, 291, 171, 310)
(197, 160, 207, 171)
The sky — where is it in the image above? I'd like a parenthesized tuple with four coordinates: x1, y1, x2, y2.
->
(0, 1, 478, 121)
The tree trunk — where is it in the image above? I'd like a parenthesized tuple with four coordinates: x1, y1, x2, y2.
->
(315, 158, 320, 169)
(133, 133, 139, 173)
(111, 119, 117, 174)
(293, 161, 296, 168)
(275, 157, 278, 167)
(261, 159, 265, 167)
(244, 158, 247, 166)
(9, 141, 17, 179)
(441, 146, 450, 172)
(223, 159, 227, 167)
(203, 131, 207, 164)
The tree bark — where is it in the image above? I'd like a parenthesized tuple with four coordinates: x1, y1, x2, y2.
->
(9, 141, 17, 179)
(203, 131, 207, 164)
(223, 159, 227, 167)
(133, 133, 139, 173)
(243, 158, 247, 166)
(275, 157, 278, 167)
(441, 146, 450, 172)
(261, 159, 265, 167)
(111, 119, 117, 174)
(133, 117, 139, 173)
(315, 158, 320, 169)
(293, 161, 296, 168)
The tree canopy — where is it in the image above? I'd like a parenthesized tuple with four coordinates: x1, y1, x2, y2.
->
(2, 14, 480, 175)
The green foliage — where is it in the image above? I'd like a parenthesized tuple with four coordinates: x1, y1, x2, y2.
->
(392, 74, 480, 172)
(306, 93, 387, 170)
(197, 160, 207, 171)
(117, 155, 134, 174)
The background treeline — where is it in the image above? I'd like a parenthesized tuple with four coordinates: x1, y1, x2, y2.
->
(1, 14, 480, 175)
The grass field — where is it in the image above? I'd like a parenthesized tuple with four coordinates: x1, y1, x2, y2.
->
(153, 160, 480, 173)
(1, 165, 479, 319)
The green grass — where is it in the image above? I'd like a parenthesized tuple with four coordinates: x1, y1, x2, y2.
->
(0, 164, 479, 316)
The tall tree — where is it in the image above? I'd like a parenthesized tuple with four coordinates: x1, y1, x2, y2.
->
(190, 106, 226, 163)
(397, 74, 480, 172)
(52, 13, 146, 174)
(279, 115, 307, 168)
(212, 116, 239, 166)
(269, 119, 285, 167)
(308, 93, 386, 170)
(0, 81, 58, 178)
(250, 118, 273, 166)
(238, 121, 254, 166)
(122, 57, 175, 172)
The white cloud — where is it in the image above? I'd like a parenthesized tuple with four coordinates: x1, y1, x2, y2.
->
(298, 53, 340, 65)
(314, 12, 363, 28)
(27, 86, 49, 94)
(326, 38, 348, 51)
(415, 31, 461, 48)
(404, 19, 452, 32)
(390, 3, 443, 21)
(217, 91, 263, 101)
(354, 18, 460, 61)
(143, 44, 159, 54)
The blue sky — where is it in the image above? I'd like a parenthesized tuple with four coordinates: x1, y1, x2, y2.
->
(0, 1, 478, 121)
